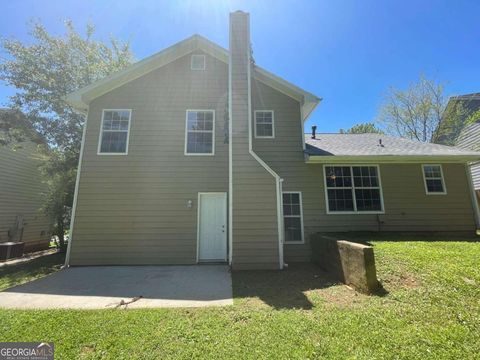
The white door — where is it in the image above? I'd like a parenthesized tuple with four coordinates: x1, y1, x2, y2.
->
(198, 193, 227, 262)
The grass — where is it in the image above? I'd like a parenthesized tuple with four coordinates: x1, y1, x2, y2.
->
(0, 237, 479, 359)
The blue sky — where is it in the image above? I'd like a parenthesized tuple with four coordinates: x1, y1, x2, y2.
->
(1, 0, 479, 132)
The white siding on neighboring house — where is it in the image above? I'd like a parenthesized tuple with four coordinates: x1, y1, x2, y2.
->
(456, 122, 480, 190)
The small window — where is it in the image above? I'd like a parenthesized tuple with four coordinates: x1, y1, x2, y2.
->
(185, 110, 215, 155)
(191, 54, 205, 70)
(254, 110, 274, 138)
(283, 192, 304, 244)
(422, 165, 446, 194)
(324, 165, 384, 213)
(98, 110, 131, 154)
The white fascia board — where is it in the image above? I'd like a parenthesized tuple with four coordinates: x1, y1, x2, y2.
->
(253, 66, 321, 122)
(305, 155, 480, 164)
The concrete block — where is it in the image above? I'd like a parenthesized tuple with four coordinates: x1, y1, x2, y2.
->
(311, 234, 379, 293)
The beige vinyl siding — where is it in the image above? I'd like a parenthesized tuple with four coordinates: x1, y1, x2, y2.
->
(230, 12, 279, 270)
(252, 80, 477, 263)
(0, 142, 51, 252)
(70, 51, 229, 265)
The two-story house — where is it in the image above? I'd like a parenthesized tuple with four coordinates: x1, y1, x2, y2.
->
(65, 11, 480, 270)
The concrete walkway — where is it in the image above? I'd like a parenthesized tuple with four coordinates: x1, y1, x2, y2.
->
(0, 265, 233, 309)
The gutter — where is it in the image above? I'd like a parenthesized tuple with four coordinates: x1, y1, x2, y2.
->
(305, 154, 480, 164)
(246, 44, 285, 270)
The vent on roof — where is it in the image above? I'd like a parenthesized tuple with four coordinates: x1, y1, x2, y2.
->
(191, 54, 206, 70)
(311, 125, 317, 139)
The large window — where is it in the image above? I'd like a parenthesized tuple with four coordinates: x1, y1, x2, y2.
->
(283, 192, 304, 244)
(254, 110, 274, 138)
(185, 110, 215, 155)
(422, 164, 446, 194)
(324, 165, 384, 213)
(98, 109, 131, 154)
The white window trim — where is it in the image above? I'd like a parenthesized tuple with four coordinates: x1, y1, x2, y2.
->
(283, 191, 305, 244)
(184, 109, 215, 156)
(254, 110, 275, 139)
(422, 164, 447, 195)
(191, 54, 206, 70)
(323, 164, 385, 215)
(97, 109, 132, 155)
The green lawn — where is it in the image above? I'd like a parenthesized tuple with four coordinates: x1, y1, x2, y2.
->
(0, 238, 479, 359)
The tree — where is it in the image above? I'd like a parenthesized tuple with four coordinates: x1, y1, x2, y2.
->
(466, 109, 480, 126)
(0, 20, 134, 250)
(377, 75, 450, 143)
(340, 122, 384, 134)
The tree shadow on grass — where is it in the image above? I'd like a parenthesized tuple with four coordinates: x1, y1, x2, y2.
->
(0, 252, 65, 291)
(232, 263, 341, 310)
(330, 231, 479, 245)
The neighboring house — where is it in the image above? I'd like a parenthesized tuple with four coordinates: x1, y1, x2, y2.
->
(0, 109, 51, 252)
(436, 93, 480, 146)
(456, 121, 480, 190)
(65, 11, 480, 270)
(436, 93, 480, 192)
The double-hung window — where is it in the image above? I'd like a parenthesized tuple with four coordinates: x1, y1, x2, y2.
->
(185, 110, 215, 155)
(324, 165, 384, 213)
(283, 192, 304, 243)
(254, 110, 274, 138)
(422, 164, 446, 194)
(98, 110, 131, 154)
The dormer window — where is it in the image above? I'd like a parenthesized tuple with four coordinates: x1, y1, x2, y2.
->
(191, 54, 206, 70)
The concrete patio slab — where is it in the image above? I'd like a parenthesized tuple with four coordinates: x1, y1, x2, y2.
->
(0, 265, 233, 309)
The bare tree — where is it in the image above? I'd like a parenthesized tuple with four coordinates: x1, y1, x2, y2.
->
(377, 76, 447, 142)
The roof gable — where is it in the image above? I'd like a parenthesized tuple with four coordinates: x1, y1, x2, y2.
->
(66, 35, 320, 120)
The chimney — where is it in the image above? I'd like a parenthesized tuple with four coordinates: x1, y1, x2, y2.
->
(229, 11, 251, 138)
(311, 125, 317, 139)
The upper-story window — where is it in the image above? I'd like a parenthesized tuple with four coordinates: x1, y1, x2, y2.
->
(324, 165, 384, 213)
(98, 109, 131, 155)
(185, 110, 215, 155)
(254, 110, 274, 138)
(191, 54, 206, 70)
(422, 164, 446, 194)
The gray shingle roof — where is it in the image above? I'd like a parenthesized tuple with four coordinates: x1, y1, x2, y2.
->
(305, 133, 480, 157)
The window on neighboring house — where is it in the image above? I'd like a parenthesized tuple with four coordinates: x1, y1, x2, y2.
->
(283, 192, 304, 243)
(422, 164, 446, 194)
(191, 54, 206, 70)
(185, 110, 215, 155)
(254, 110, 274, 138)
(98, 109, 131, 154)
(324, 165, 384, 213)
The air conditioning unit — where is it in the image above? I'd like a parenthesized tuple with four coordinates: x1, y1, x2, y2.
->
(0, 242, 25, 261)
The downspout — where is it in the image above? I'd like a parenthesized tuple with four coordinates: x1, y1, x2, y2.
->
(465, 163, 480, 229)
(228, 19, 233, 266)
(246, 45, 285, 270)
(64, 107, 89, 267)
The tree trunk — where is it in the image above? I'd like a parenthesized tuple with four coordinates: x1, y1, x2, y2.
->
(56, 215, 66, 252)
